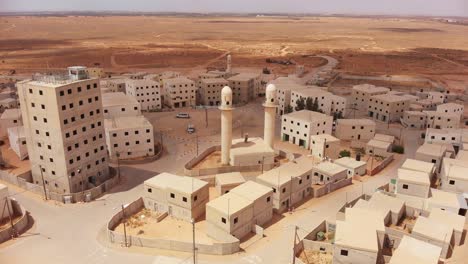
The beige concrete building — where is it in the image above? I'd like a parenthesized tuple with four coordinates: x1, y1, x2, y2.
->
(143, 173, 209, 222)
(163, 77, 196, 108)
(312, 161, 348, 185)
(17, 67, 110, 194)
(229, 181, 273, 226)
(413, 98, 438, 111)
(102, 92, 141, 119)
(227, 73, 261, 104)
(309, 134, 340, 159)
(411, 216, 453, 259)
(401, 111, 427, 129)
(440, 158, 468, 193)
(106, 79, 126, 93)
(396, 168, 431, 198)
(415, 143, 447, 173)
(335, 119, 376, 141)
(198, 78, 229, 106)
(437, 103, 464, 120)
(256, 157, 313, 213)
(424, 111, 459, 129)
(389, 235, 441, 264)
(269, 77, 302, 116)
(0, 108, 22, 138)
(125, 79, 162, 111)
(425, 128, 468, 149)
(7, 126, 28, 160)
(104, 116, 154, 159)
(0, 98, 18, 110)
(290, 87, 346, 115)
(281, 110, 333, 148)
(85, 67, 105, 78)
(400, 158, 435, 180)
(429, 208, 465, 246)
(366, 134, 394, 157)
(229, 137, 275, 167)
(334, 157, 367, 177)
(351, 84, 390, 111)
(368, 94, 410, 122)
(427, 91, 446, 104)
(0, 184, 13, 222)
(215, 172, 246, 195)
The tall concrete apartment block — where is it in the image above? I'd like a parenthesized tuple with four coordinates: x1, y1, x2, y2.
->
(125, 79, 162, 111)
(227, 73, 261, 104)
(198, 78, 229, 106)
(163, 77, 197, 108)
(351, 84, 390, 111)
(289, 87, 346, 115)
(17, 67, 109, 194)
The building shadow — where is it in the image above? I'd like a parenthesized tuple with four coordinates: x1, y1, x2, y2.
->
(106, 166, 159, 194)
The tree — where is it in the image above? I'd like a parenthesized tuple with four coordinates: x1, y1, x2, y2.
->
(306, 97, 314, 111)
(312, 98, 319, 112)
(295, 98, 305, 111)
(392, 145, 405, 154)
(339, 150, 351, 158)
(285, 105, 293, 114)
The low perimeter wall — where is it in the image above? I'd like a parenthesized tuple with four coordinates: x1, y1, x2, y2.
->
(0, 200, 31, 243)
(368, 155, 394, 176)
(313, 177, 353, 198)
(107, 197, 240, 255)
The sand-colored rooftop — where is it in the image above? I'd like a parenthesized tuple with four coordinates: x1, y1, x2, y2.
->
(412, 216, 453, 243)
(144, 172, 208, 194)
(428, 188, 467, 210)
(416, 143, 446, 157)
(310, 133, 339, 142)
(206, 192, 252, 215)
(389, 235, 441, 264)
(227, 72, 259, 82)
(257, 156, 314, 185)
(313, 161, 347, 175)
(397, 169, 430, 185)
(371, 93, 410, 103)
(215, 172, 245, 186)
(429, 208, 465, 233)
(104, 115, 152, 130)
(336, 118, 375, 126)
(230, 137, 274, 156)
(367, 139, 391, 149)
(353, 84, 389, 94)
(102, 92, 139, 107)
(334, 157, 366, 169)
(401, 158, 435, 175)
(0, 108, 21, 120)
(229, 181, 272, 202)
(200, 78, 228, 85)
(283, 110, 331, 122)
(374, 133, 395, 143)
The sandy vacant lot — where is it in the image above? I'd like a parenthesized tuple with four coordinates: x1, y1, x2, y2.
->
(1, 15, 467, 90)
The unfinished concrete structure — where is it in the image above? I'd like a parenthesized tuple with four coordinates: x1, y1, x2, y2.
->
(198, 78, 229, 106)
(227, 73, 260, 104)
(351, 84, 389, 111)
(102, 92, 141, 119)
(163, 77, 196, 108)
(281, 110, 333, 149)
(335, 118, 376, 141)
(104, 116, 154, 159)
(309, 134, 340, 159)
(0, 108, 22, 139)
(263, 84, 277, 149)
(7, 126, 28, 160)
(220, 86, 233, 165)
(125, 79, 162, 111)
(256, 157, 313, 213)
(17, 67, 110, 194)
(143, 173, 209, 222)
(368, 94, 410, 122)
(334, 157, 367, 177)
(215, 172, 246, 195)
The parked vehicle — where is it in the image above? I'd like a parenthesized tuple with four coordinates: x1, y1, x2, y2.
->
(176, 113, 190, 119)
(187, 124, 195, 134)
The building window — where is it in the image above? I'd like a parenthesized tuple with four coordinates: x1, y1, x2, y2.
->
(194, 195, 198, 201)
(340, 250, 348, 256)
(147, 188, 152, 193)
(267, 197, 271, 202)
(234, 217, 238, 224)
(221, 217, 226, 224)
(402, 184, 409, 189)
(170, 193, 175, 198)
(449, 180, 455, 185)
(182, 197, 187, 202)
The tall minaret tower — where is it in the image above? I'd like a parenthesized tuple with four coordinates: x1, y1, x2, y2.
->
(263, 84, 277, 149)
(226, 54, 232, 74)
(220, 86, 233, 165)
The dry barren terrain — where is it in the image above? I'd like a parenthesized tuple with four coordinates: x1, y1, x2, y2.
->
(1, 15, 467, 89)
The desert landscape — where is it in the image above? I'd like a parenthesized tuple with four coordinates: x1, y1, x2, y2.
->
(1, 15, 468, 91)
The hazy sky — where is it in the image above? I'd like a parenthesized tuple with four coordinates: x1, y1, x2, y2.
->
(2, 0, 467, 17)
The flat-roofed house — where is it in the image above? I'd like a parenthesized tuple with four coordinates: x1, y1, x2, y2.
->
(281, 110, 333, 149)
(290, 87, 346, 115)
(437, 103, 464, 121)
(312, 161, 348, 185)
(163, 77, 197, 108)
(206, 192, 253, 240)
(425, 128, 468, 149)
(424, 111, 459, 129)
(401, 111, 427, 129)
(429, 208, 465, 246)
(368, 94, 410, 122)
(366, 139, 392, 157)
(355, 192, 405, 225)
(400, 158, 436, 181)
(198, 78, 229, 106)
(415, 143, 447, 173)
(334, 157, 367, 177)
(256, 157, 313, 213)
(396, 168, 431, 198)
(102, 92, 141, 119)
(7, 126, 28, 160)
(440, 158, 468, 193)
(0, 108, 21, 138)
(389, 235, 442, 264)
(269, 77, 303, 116)
(309, 134, 340, 159)
(229, 137, 275, 168)
(215, 172, 246, 195)
(335, 119, 376, 141)
(427, 91, 446, 104)
(351, 84, 389, 111)
(427, 188, 467, 216)
(229, 181, 273, 226)
(125, 79, 162, 111)
(143, 173, 209, 222)
(411, 216, 454, 259)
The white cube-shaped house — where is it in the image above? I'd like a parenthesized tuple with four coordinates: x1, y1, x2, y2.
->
(229, 137, 275, 167)
(334, 157, 367, 177)
(7, 126, 28, 160)
(215, 172, 246, 195)
(229, 181, 273, 226)
(0, 108, 22, 138)
(312, 161, 347, 185)
(281, 110, 333, 149)
(411, 216, 454, 259)
(102, 92, 141, 119)
(400, 158, 436, 181)
(415, 143, 447, 173)
(105, 116, 154, 159)
(206, 192, 254, 241)
(366, 139, 391, 157)
(309, 134, 340, 160)
(429, 208, 465, 246)
(396, 169, 431, 198)
(143, 173, 209, 222)
(440, 158, 468, 193)
(389, 235, 442, 264)
(424, 111, 459, 129)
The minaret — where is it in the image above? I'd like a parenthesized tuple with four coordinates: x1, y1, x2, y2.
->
(220, 86, 233, 165)
(226, 54, 232, 74)
(263, 84, 277, 149)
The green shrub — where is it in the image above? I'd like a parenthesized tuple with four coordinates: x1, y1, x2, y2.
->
(392, 145, 405, 154)
(339, 150, 351, 158)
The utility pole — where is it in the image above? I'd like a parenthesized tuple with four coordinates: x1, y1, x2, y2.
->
(39, 165, 48, 200)
(121, 204, 128, 247)
(191, 218, 197, 264)
(292, 225, 298, 264)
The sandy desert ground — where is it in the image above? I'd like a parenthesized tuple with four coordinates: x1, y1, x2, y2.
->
(1, 15, 468, 90)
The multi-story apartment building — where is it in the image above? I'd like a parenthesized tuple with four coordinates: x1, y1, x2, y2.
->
(17, 66, 109, 194)
(401, 111, 427, 129)
(227, 73, 260, 104)
(104, 115, 154, 159)
(198, 78, 229, 106)
(424, 111, 460, 129)
(290, 87, 346, 115)
(281, 110, 333, 148)
(269, 77, 303, 116)
(102, 92, 141, 119)
(425, 128, 468, 150)
(335, 119, 376, 141)
(163, 77, 196, 108)
(106, 79, 126, 93)
(125, 79, 162, 111)
(368, 94, 410, 122)
(427, 91, 446, 104)
(437, 103, 464, 120)
(351, 84, 389, 111)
